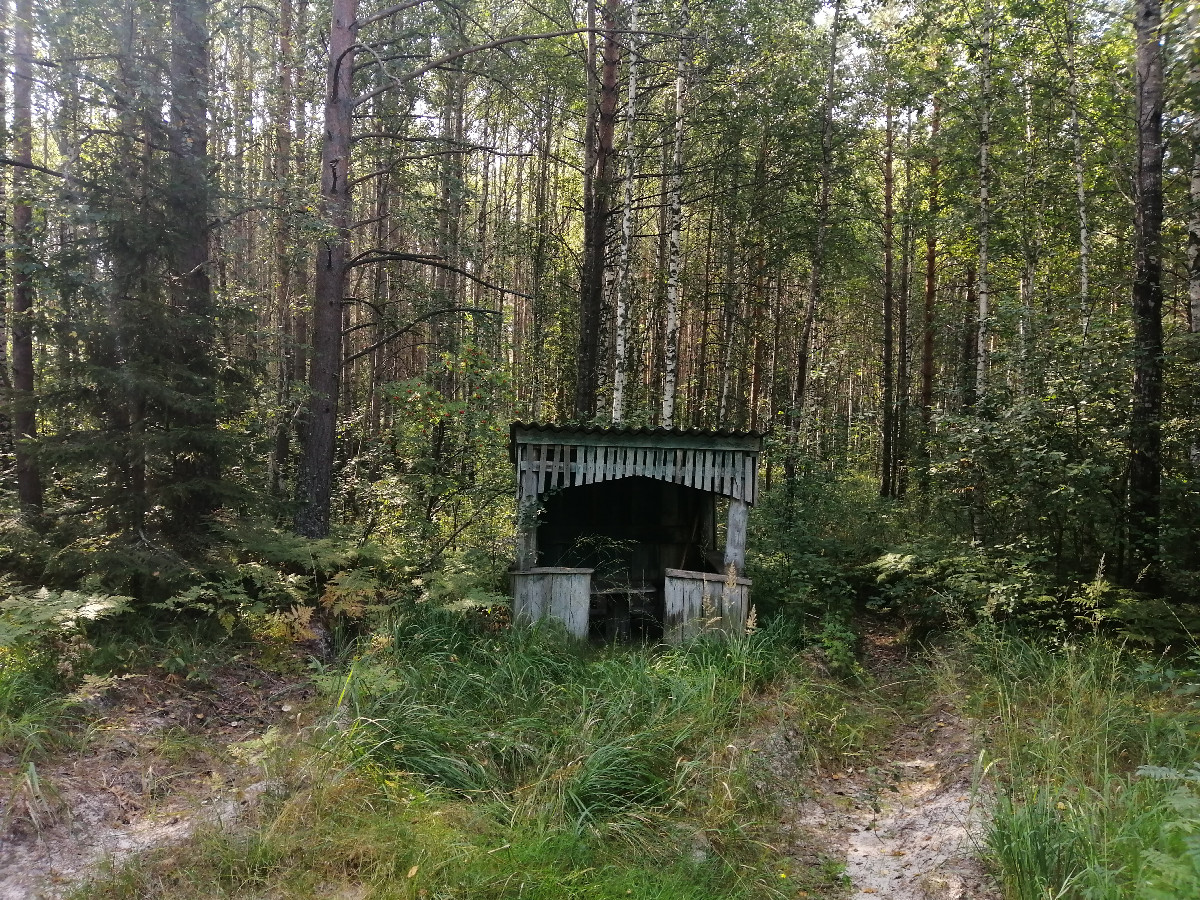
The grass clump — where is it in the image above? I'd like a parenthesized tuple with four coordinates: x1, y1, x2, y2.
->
(332, 609, 781, 831)
(954, 633, 1200, 899)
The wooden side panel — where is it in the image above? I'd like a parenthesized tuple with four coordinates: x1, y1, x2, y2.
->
(547, 572, 590, 638)
(663, 569, 751, 643)
(511, 571, 546, 624)
(664, 575, 702, 644)
(511, 568, 592, 639)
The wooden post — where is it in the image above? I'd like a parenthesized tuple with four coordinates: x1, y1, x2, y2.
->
(723, 497, 747, 575)
(515, 463, 540, 570)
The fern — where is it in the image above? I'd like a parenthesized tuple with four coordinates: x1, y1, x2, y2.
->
(0, 577, 131, 645)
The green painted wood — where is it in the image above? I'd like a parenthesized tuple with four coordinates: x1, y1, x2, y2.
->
(512, 426, 761, 453)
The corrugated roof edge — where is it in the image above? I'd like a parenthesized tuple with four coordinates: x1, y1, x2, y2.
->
(509, 421, 765, 461)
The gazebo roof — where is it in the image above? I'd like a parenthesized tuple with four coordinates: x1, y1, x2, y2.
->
(510, 422, 763, 503)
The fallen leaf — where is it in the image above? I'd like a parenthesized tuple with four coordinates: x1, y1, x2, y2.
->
(407, 865, 419, 879)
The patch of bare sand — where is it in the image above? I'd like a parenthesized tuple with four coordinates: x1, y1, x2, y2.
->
(756, 629, 1000, 900)
(0, 656, 314, 899)
(833, 710, 996, 899)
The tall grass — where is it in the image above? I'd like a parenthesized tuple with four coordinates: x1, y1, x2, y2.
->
(76, 609, 823, 899)
(955, 633, 1200, 899)
(334, 609, 783, 832)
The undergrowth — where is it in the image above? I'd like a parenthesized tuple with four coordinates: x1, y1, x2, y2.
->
(70, 608, 850, 899)
(947, 632, 1200, 899)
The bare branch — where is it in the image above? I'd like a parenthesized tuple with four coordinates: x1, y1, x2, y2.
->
(344, 305, 499, 366)
(348, 250, 535, 300)
(353, 28, 587, 107)
(356, 0, 441, 29)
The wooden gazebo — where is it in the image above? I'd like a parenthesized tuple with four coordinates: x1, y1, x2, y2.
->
(509, 423, 762, 643)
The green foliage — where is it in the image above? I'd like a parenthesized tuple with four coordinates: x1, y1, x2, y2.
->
(953, 633, 1200, 899)
(74, 609, 826, 900)
(747, 465, 883, 651)
(0, 577, 130, 647)
(858, 539, 1200, 644)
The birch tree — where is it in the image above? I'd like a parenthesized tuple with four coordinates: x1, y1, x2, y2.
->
(660, 0, 688, 428)
(611, 0, 638, 425)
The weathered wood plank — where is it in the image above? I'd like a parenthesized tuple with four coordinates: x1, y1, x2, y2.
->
(724, 498, 748, 575)
(511, 568, 592, 638)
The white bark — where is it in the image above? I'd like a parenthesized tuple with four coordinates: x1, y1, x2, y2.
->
(660, 0, 687, 427)
(1067, 0, 1091, 334)
(975, 12, 992, 402)
(611, 0, 639, 424)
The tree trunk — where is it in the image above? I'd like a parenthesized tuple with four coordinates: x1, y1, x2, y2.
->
(1067, 0, 1092, 334)
(975, 13, 992, 403)
(660, 0, 688, 427)
(1186, 6, 1199, 472)
(0, 0, 11, 414)
(881, 105, 895, 498)
(895, 108, 913, 497)
(270, 0, 296, 497)
(789, 0, 841, 471)
(295, 0, 357, 538)
(575, 0, 618, 421)
(168, 0, 218, 520)
(611, 0, 639, 424)
(1128, 0, 1164, 584)
(12, 0, 41, 513)
(920, 101, 939, 432)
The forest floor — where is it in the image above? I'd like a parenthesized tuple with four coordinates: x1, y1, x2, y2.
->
(0, 650, 317, 900)
(1, 629, 1000, 900)
(759, 628, 1000, 900)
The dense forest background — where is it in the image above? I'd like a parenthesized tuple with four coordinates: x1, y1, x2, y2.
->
(0, 0, 1198, 629)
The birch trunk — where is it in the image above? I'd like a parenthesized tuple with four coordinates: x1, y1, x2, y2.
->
(975, 13, 992, 403)
(295, 0, 357, 538)
(611, 0, 639, 424)
(1067, 0, 1092, 334)
(660, 0, 688, 427)
(1018, 65, 1039, 389)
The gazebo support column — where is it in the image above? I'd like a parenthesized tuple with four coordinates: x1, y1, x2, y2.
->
(515, 468, 539, 570)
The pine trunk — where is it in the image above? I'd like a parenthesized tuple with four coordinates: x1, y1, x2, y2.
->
(169, 0, 218, 519)
(1128, 0, 1164, 583)
(12, 0, 41, 512)
(0, 0, 10, 412)
(295, 0, 357, 538)
(575, 0, 618, 421)
(789, 0, 841, 471)
(881, 106, 895, 498)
